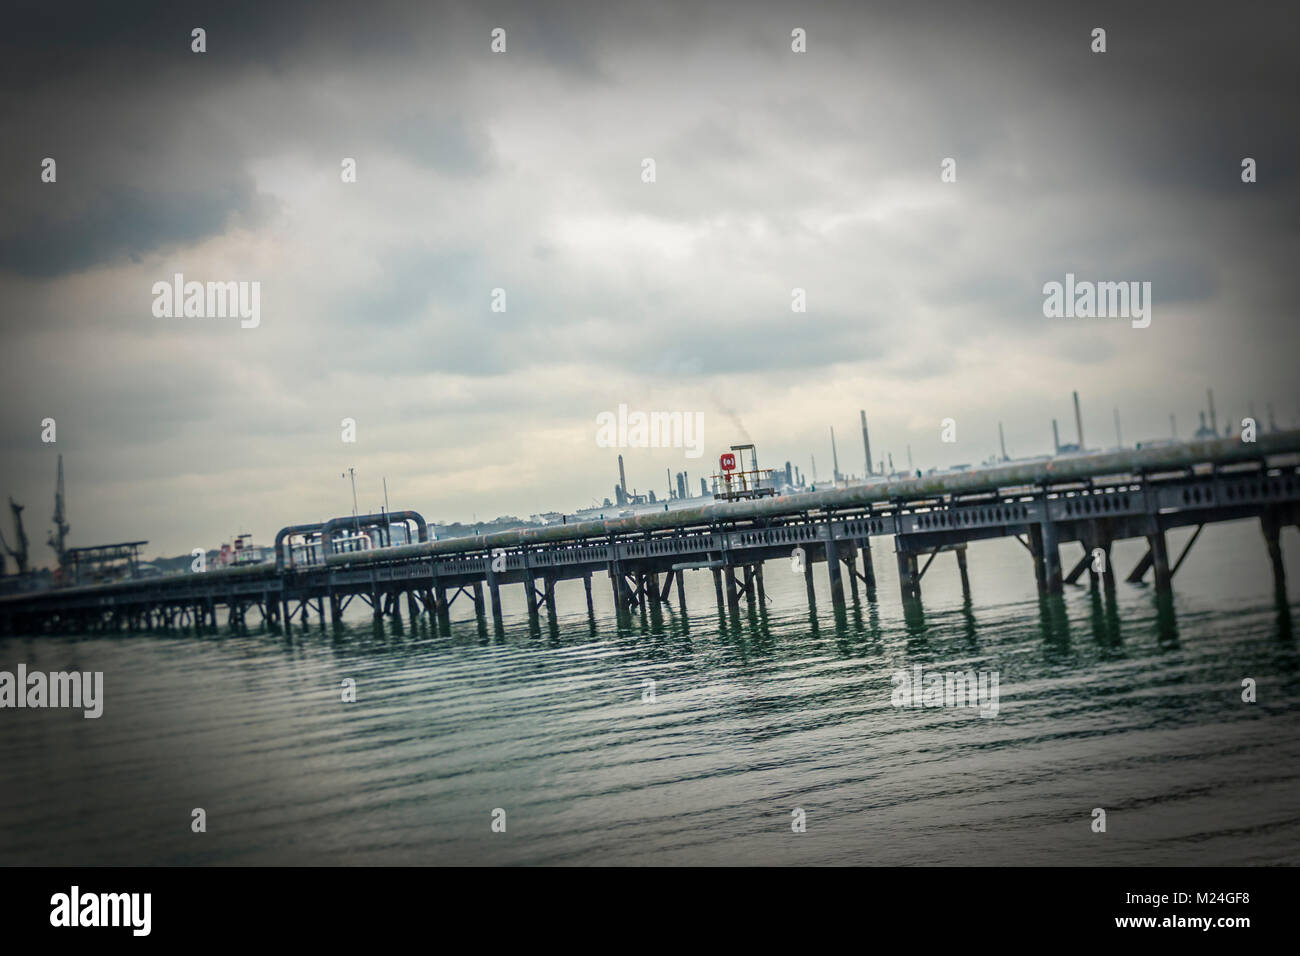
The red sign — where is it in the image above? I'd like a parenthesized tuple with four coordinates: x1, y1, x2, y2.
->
(720, 453, 737, 472)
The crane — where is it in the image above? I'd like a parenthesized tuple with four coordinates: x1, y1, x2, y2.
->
(48, 453, 69, 565)
(2, 498, 30, 574)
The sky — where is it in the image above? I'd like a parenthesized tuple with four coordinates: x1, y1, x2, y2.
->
(1, 0, 1297, 561)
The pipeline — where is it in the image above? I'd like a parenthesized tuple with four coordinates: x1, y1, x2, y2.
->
(274, 522, 327, 573)
(275, 511, 429, 571)
(319, 511, 428, 560)
(319, 429, 1300, 568)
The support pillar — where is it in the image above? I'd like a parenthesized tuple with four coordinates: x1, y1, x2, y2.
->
(1126, 548, 1154, 584)
(843, 545, 859, 603)
(436, 584, 452, 632)
(1040, 520, 1063, 594)
(712, 567, 725, 612)
(1102, 538, 1117, 594)
(525, 572, 540, 628)
(544, 574, 557, 621)
(896, 545, 919, 601)
(825, 535, 846, 610)
(1262, 509, 1286, 600)
(675, 569, 687, 615)
(803, 554, 816, 608)
(956, 545, 971, 600)
(611, 563, 634, 617)
(1147, 524, 1172, 594)
(860, 538, 877, 591)
(1029, 526, 1047, 595)
(488, 575, 504, 632)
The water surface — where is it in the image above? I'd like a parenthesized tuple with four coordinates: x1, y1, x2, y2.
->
(2, 521, 1298, 865)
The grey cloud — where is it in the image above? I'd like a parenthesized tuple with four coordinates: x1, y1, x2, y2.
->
(0, 181, 275, 277)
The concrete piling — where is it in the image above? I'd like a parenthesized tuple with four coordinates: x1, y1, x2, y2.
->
(825, 536, 845, 610)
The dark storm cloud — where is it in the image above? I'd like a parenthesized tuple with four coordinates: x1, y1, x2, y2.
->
(0, 180, 273, 277)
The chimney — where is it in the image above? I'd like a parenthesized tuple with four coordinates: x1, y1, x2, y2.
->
(830, 426, 841, 482)
(618, 454, 627, 496)
(1073, 391, 1085, 450)
(1113, 408, 1122, 449)
(998, 422, 1008, 462)
(1207, 389, 1217, 435)
(1052, 419, 1060, 455)
(860, 410, 873, 476)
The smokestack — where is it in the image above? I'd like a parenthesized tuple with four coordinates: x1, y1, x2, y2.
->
(666, 467, 673, 499)
(998, 422, 1008, 462)
(700, 477, 707, 496)
(830, 427, 841, 482)
(1113, 408, 1122, 449)
(1052, 419, 1060, 455)
(906, 444, 913, 471)
(785, 461, 793, 486)
(1072, 391, 1085, 450)
(860, 410, 873, 476)
(1207, 388, 1217, 435)
(887, 452, 894, 473)
(618, 454, 627, 496)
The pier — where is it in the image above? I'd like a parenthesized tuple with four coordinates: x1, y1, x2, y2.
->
(3, 432, 1298, 635)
